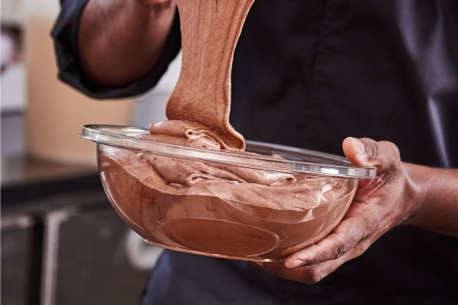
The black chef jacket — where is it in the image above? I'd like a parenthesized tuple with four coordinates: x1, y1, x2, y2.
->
(52, 0, 458, 304)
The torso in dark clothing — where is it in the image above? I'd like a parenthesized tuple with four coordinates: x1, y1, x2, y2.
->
(227, 1, 458, 303)
(231, 0, 458, 168)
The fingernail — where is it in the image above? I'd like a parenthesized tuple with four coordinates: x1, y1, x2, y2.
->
(285, 258, 301, 268)
(351, 137, 365, 156)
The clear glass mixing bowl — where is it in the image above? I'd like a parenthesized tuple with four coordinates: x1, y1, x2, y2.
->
(81, 124, 376, 262)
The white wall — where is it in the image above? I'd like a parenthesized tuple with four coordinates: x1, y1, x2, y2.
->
(133, 52, 181, 127)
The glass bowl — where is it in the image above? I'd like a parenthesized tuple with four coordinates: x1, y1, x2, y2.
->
(81, 125, 376, 262)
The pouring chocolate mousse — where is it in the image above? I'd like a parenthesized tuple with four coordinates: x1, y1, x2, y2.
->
(81, 0, 372, 262)
(148, 0, 253, 150)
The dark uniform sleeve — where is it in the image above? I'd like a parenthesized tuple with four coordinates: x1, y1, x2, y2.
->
(50, 0, 182, 99)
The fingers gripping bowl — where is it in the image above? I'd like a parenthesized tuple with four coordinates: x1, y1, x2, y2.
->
(82, 125, 376, 262)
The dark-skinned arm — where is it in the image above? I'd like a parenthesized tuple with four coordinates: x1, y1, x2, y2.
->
(77, 0, 176, 88)
(262, 137, 458, 284)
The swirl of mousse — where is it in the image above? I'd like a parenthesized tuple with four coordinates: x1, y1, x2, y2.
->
(145, 120, 297, 187)
(148, 120, 225, 150)
(134, 119, 352, 212)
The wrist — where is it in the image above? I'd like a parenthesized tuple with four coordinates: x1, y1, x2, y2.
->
(400, 164, 458, 237)
(398, 163, 429, 227)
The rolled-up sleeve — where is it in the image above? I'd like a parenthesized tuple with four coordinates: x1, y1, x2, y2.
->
(50, 0, 182, 99)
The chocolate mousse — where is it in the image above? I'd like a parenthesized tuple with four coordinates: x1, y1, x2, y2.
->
(96, 0, 358, 261)
(98, 142, 356, 260)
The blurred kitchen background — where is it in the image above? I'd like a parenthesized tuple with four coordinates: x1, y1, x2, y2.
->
(1, 0, 182, 304)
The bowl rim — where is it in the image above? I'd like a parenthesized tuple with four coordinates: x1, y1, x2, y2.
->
(81, 124, 377, 179)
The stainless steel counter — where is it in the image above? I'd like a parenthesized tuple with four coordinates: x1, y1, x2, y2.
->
(2, 153, 100, 213)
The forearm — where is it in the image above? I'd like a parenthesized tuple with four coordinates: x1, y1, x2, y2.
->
(403, 163, 458, 237)
(77, 0, 176, 87)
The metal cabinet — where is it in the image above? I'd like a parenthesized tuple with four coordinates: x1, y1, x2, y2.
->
(41, 204, 162, 305)
(2, 174, 162, 305)
(1, 215, 35, 305)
